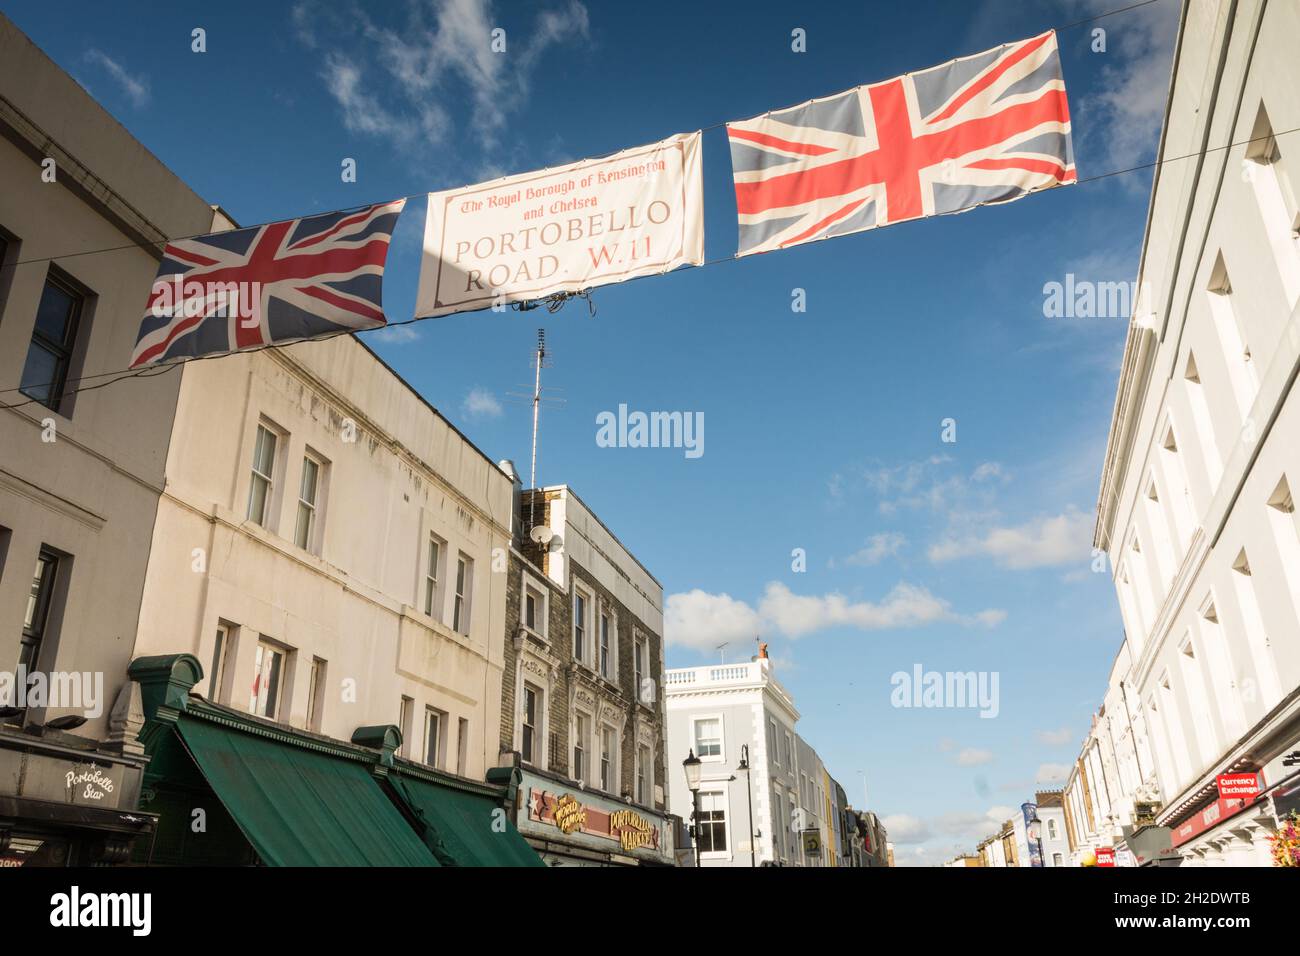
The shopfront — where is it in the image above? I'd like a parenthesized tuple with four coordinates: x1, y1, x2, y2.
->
(512, 766, 676, 866)
(128, 654, 542, 867)
(0, 725, 155, 867)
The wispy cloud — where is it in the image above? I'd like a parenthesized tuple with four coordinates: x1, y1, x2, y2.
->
(84, 50, 150, 109)
(1037, 726, 1075, 747)
(296, 0, 589, 163)
(956, 748, 994, 767)
(928, 507, 1094, 570)
(831, 532, 906, 568)
(665, 580, 1004, 649)
(1067, 0, 1179, 183)
(462, 386, 503, 419)
(1036, 762, 1071, 784)
(366, 324, 422, 344)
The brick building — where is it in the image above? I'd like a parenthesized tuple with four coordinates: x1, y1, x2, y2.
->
(496, 473, 674, 865)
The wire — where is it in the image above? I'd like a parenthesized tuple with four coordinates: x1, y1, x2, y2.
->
(3, 119, 1294, 414)
(4, 0, 1175, 275)
(0, 0, 1187, 410)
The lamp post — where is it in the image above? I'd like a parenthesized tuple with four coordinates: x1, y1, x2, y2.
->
(683, 749, 702, 867)
(737, 744, 756, 867)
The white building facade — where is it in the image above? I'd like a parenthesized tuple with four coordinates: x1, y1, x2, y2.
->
(665, 656, 802, 866)
(1095, 0, 1300, 866)
(133, 333, 515, 780)
(0, 12, 220, 864)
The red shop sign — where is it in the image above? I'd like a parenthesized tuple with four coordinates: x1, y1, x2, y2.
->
(1094, 846, 1116, 867)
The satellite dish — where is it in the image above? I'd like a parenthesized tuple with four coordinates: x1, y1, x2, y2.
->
(529, 525, 554, 545)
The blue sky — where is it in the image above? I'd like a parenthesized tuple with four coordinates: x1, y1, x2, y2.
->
(4, 0, 1180, 863)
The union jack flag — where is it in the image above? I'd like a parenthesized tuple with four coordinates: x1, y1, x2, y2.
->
(131, 199, 406, 367)
(727, 31, 1075, 257)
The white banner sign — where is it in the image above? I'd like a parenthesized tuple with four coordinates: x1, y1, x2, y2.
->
(415, 132, 704, 317)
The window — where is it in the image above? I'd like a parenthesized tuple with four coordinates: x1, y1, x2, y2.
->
(573, 590, 588, 663)
(424, 534, 444, 618)
(599, 608, 612, 679)
(250, 640, 287, 719)
(425, 707, 446, 768)
(785, 732, 794, 771)
(452, 554, 472, 635)
(523, 579, 545, 637)
(19, 549, 60, 673)
(636, 744, 651, 804)
(1053, 852, 1063, 867)
(1047, 819, 1058, 840)
(1206, 253, 1259, 417)
(1230, 548, 1282, 708)
(693, 716, 722, 759)
(247, 424, 278, 526)
(634, 636, 646, 702)
(398, 696, 414, 757)
(19, 272, 83, 413)
(208, 623, 234, 701)
(1245, 102, 1300, 306)
(773, 790, 785, 858)
(522, 684, 541, 765)
(696, 790, 728, 855)
(600, 725, 616, 792)
(573, 712, 590, 782)
(306, 657, 326, 732)
(293, 454, 323, 552)
(767, 719, 779, 767)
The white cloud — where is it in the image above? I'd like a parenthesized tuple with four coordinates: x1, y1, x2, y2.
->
(664, 589, 763, 651)
(1036, 762, 1071, 784)
(1037, 726, 1074, 747)
(1068, 0, 1179, 180)
(84, 50, 150, 108)
(666, 579, 1004, 645)
(928, 508, 1094, 570)
(462, 386, 503, 419)
(758, 581, 954, 638)
(956, 748, 994, 767)
(367, 324, 421, 344)
(298, 0, 589, 153)
(882, 813, 931, 845)
(837, 532, 906, 567)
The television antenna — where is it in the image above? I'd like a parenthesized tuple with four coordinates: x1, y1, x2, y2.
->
(504, 329, 565, 537)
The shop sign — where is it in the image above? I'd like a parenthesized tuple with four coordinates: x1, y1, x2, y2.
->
(1170, 790, 1260, 848)
(1216, 772, 1262, 799)
(65, 765, 116, 803)
(1094, 846, 1116, 867)
(802, 829, 822, 854)
(528, 788, 662, 854)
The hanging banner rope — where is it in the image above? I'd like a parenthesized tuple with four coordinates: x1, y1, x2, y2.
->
(727, 30, 1076, 257)
(414, 131, 704, 318)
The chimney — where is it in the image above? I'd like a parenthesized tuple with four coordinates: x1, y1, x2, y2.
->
(498, 459, 523, 542)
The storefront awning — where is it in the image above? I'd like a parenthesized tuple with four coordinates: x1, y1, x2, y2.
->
(174, 716, 438, 867)
(390, 768, 543, 867)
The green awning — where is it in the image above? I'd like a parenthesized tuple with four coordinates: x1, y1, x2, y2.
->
(393, 773, 543, 867)
(175, 716, 438, 867)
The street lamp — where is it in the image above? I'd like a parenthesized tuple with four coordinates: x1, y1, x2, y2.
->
(683, 749, 702, 867)
(737, 744, 756, 867)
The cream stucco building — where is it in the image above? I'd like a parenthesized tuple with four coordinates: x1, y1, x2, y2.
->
(1095, 0, 1300, 865)
(133, 335, 515, 780)
(0, 12, 220, 863)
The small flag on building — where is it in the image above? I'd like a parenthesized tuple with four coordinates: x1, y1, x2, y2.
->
(130, 199, 406, 368)
(727, 30, 1075, 257)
